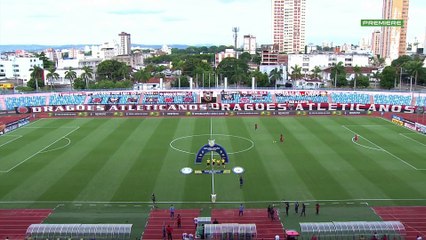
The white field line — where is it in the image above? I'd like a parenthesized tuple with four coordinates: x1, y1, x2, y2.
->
(0, 198, 425, 205)
(0, 135, 22, 148)
(379, 117, 426, 136)
(40, 137, 71, 153)
(351, 137, 383, 151)
(0, 127, 80, 173)
(399, 133, 426, 147)
(342, 125, 420, 171)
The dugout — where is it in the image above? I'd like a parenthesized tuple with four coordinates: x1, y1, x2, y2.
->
(203, 223, 257, 240)
(299, 221, 405, 240)
(25, 223, 132, 240)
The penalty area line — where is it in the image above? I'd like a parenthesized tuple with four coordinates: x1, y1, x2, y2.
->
(399, 133, 426, 147)
(342, 125, 420, 171)
(0, 127, 80, 173)
(0, 135, 22, 148)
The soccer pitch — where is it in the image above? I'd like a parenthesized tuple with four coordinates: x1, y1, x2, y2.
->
(1, 116, 425, 207)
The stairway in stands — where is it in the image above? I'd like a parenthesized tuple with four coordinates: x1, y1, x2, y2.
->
(211, 208, 285, 239)
(0, 209, 52, 240)
(142, 208, 200, 240)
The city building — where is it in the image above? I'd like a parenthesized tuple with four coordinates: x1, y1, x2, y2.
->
(214, 49, 237, 67)
(371, 30, 381, 56)
(243, 35, 257, 55)
(118, 32, 131, 56)
(272, 0, 306, 54)
(260, 44, 287, 65)
(424, 27, 426, 54)
(379, 0, 409, 62)
(288, 53, 370, 78)
(0, 56, 43, 84)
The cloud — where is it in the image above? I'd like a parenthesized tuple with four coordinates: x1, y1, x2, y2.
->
(108, 9, 163, 15)
(162, 16, 187, 22)
(29, 14, 58, 19)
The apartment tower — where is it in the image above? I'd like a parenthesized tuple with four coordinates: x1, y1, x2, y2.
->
(272, 0, 306, 54)
(379, 0, 409, 61)
(118, 32, 131, 56)
(371, 30, 381, 56)
(243, 35, 257, 55)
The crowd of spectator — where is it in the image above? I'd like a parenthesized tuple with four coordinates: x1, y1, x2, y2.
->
(0, 90, 424, 111)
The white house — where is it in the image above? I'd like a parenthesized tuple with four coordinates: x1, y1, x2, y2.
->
(288, 53, 370, 78)
(0, 56, 43, 84)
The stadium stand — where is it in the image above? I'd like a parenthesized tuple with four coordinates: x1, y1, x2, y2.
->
(330, 92, 371, 104)
(142, 91, 197, 104)
(416, 96, 426, 107)
(5, 96, 47, 110)
(221, 91, 273, 104)
(49, 94, 86, 106)
(1, 90, 425, 110)
(373, 94, 412, 106)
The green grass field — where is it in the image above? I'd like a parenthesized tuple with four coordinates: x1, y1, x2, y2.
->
(0, 116, 425, 236)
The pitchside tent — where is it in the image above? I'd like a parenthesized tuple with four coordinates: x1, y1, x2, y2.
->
(300, 221, 405, 240)
(25, 223, 132, 240)
(203, 223, 257, 239)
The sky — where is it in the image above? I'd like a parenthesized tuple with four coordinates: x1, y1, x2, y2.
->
(0, 0, 425, 47)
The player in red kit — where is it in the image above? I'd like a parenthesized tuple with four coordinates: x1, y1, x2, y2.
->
(354, 134, 358, 142)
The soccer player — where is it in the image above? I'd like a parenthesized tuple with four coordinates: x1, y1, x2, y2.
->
(239, 203, 244, 216)
(170, 204, 175, 219)
(151, 193, 156, 208)
(221, 158, 225, 168)
(239, 175, 244, 188)
(207, 159, 210, 167)
(354, 134, 359, 142)
(255, 123, 258, 130)
(280, 134, 284, 143)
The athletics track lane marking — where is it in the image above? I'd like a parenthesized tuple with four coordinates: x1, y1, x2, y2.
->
(342, 125, 422, 171)
(0, 126, 80, 173)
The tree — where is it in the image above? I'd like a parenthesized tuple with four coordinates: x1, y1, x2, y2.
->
(80, 66, 93, 89)
(379, 66, 397, 89)
(35, 52, 54, 69)
(310, 66, 322, 80)
(133, 68, 151, 83)
(171, 76, 190, 88)
(96, 60, 130, 81)
(73, 77, 86, 89)
(46, 67, 60, 89)
(352, 65, 362, 89)
(269, 68, 283, 88)
(29, 66, 44, 90)
(350, 75, 369, 88)
(403, 60, 424, 90)
(64, 67, 77, 88)
(290, 65, 302, 80)
(216, 57, 249, 86)
(370, 71, 381, 88)
(330, 62, 346, 87)
(391, 55, 412, 68)
(239, 52, 252, 64)
(249, 70, 269, 87)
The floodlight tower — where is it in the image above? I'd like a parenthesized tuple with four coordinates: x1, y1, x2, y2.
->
(232, 27, 239, 50)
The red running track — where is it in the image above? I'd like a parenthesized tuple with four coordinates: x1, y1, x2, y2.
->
(142, 208, 200, 240)
(0, 209, 52, 240)
(373, 206, 426, 240)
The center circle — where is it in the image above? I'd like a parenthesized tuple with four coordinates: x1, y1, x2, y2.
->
(170, 134, 254, 155)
